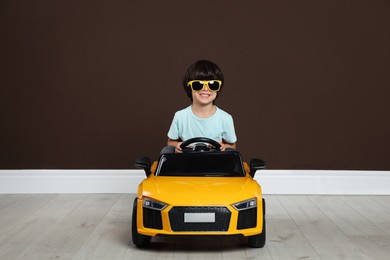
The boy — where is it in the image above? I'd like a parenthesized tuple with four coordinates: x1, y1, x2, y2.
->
(164, 60, 237, 153)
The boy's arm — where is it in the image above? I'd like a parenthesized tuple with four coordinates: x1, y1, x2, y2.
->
(167, 138, 183, 153)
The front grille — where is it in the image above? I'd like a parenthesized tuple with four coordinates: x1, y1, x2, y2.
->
(143, 208, 163, 229)
(169, 206, 231, 231)
(237, 207, 257, 229)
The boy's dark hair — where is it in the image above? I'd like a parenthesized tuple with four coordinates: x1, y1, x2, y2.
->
(183, 60, 224, 101)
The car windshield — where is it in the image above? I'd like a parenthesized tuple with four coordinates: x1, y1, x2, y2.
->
(156, 152, 245, 177)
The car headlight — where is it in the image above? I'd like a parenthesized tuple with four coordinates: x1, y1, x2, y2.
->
(143, 197, 167, 211)
(232, 198, 257, 211)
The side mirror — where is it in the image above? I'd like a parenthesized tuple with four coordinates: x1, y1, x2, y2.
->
(249, 159, 266, 178)
(135, 157, 152, 177)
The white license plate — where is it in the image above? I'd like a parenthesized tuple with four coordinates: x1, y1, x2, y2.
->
(184, 213, 215, 223)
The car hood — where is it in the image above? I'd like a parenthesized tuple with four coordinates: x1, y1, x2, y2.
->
(139, 176, 261, 206)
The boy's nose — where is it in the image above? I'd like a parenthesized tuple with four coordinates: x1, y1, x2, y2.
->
(203, 83, 211, 91)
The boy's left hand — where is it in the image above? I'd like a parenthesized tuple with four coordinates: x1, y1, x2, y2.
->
(219, 141, 236, 151)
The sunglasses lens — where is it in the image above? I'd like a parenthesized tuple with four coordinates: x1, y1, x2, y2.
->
(208, 81, 220, 91)
(191, 81, 204, 91)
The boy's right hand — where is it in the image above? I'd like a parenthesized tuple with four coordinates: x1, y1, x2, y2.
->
(175, 142, 183, 153)
(167, 138, 183, 153)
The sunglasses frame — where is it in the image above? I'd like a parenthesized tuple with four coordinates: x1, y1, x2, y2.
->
(187, 80, 222, 92)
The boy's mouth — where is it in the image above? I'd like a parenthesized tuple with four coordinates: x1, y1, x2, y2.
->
(199, 92, 212, 98)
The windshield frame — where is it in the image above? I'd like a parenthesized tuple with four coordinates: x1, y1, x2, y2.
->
(155, 151, 246, 177)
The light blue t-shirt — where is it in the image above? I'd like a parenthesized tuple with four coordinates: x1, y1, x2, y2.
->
(167, 106, 237, 143)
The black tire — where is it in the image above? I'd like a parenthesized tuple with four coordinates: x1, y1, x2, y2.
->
(132, 198, 151, 247)
(248, 198, 266, 248)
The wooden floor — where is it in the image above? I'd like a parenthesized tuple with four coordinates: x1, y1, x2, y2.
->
(0, 194, 389, 260)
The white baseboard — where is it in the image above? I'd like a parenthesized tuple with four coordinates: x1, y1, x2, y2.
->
(0, 170, 389, 195)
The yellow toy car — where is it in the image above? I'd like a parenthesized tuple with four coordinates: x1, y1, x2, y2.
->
(133, 137, 266, 248)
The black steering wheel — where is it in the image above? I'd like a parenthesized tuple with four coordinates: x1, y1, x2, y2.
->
(180, 137, 221, 152)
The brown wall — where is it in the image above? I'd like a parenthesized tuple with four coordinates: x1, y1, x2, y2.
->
(2, 0, 389, 170)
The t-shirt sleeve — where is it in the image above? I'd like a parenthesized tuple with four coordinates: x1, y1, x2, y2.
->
(222, 115, 237, 143)
(167, 113, 180, 140)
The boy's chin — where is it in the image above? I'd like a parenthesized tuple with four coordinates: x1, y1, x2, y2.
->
(195, 99, 215, 105)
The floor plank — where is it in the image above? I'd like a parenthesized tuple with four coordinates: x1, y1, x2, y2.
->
(308, 196, 386, 236)
(0, 194, 389, 260)
(341, 196, 390, 235)
(347, 234, 390, 260)
(72, 194, 134, 260)
(308, 196, 390, 260)
(0, 194, 87, 260)
(0, 194, 57, 244)
(278, 195, 371, 259)
(0, 194, 31, 214)
(18, 194, 121, 260)
(368, 195, 390, 211)
(266, 196, 321, 260)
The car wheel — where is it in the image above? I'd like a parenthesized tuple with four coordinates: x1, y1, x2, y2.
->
(248, 198, 266, 248)
(132, 198, 151, 247)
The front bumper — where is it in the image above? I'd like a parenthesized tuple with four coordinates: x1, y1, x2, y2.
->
(136, 198, 264, 237)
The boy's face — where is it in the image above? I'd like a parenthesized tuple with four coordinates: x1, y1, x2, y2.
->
(192, 84, 217, 105)
(187, 80, 221, 105)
